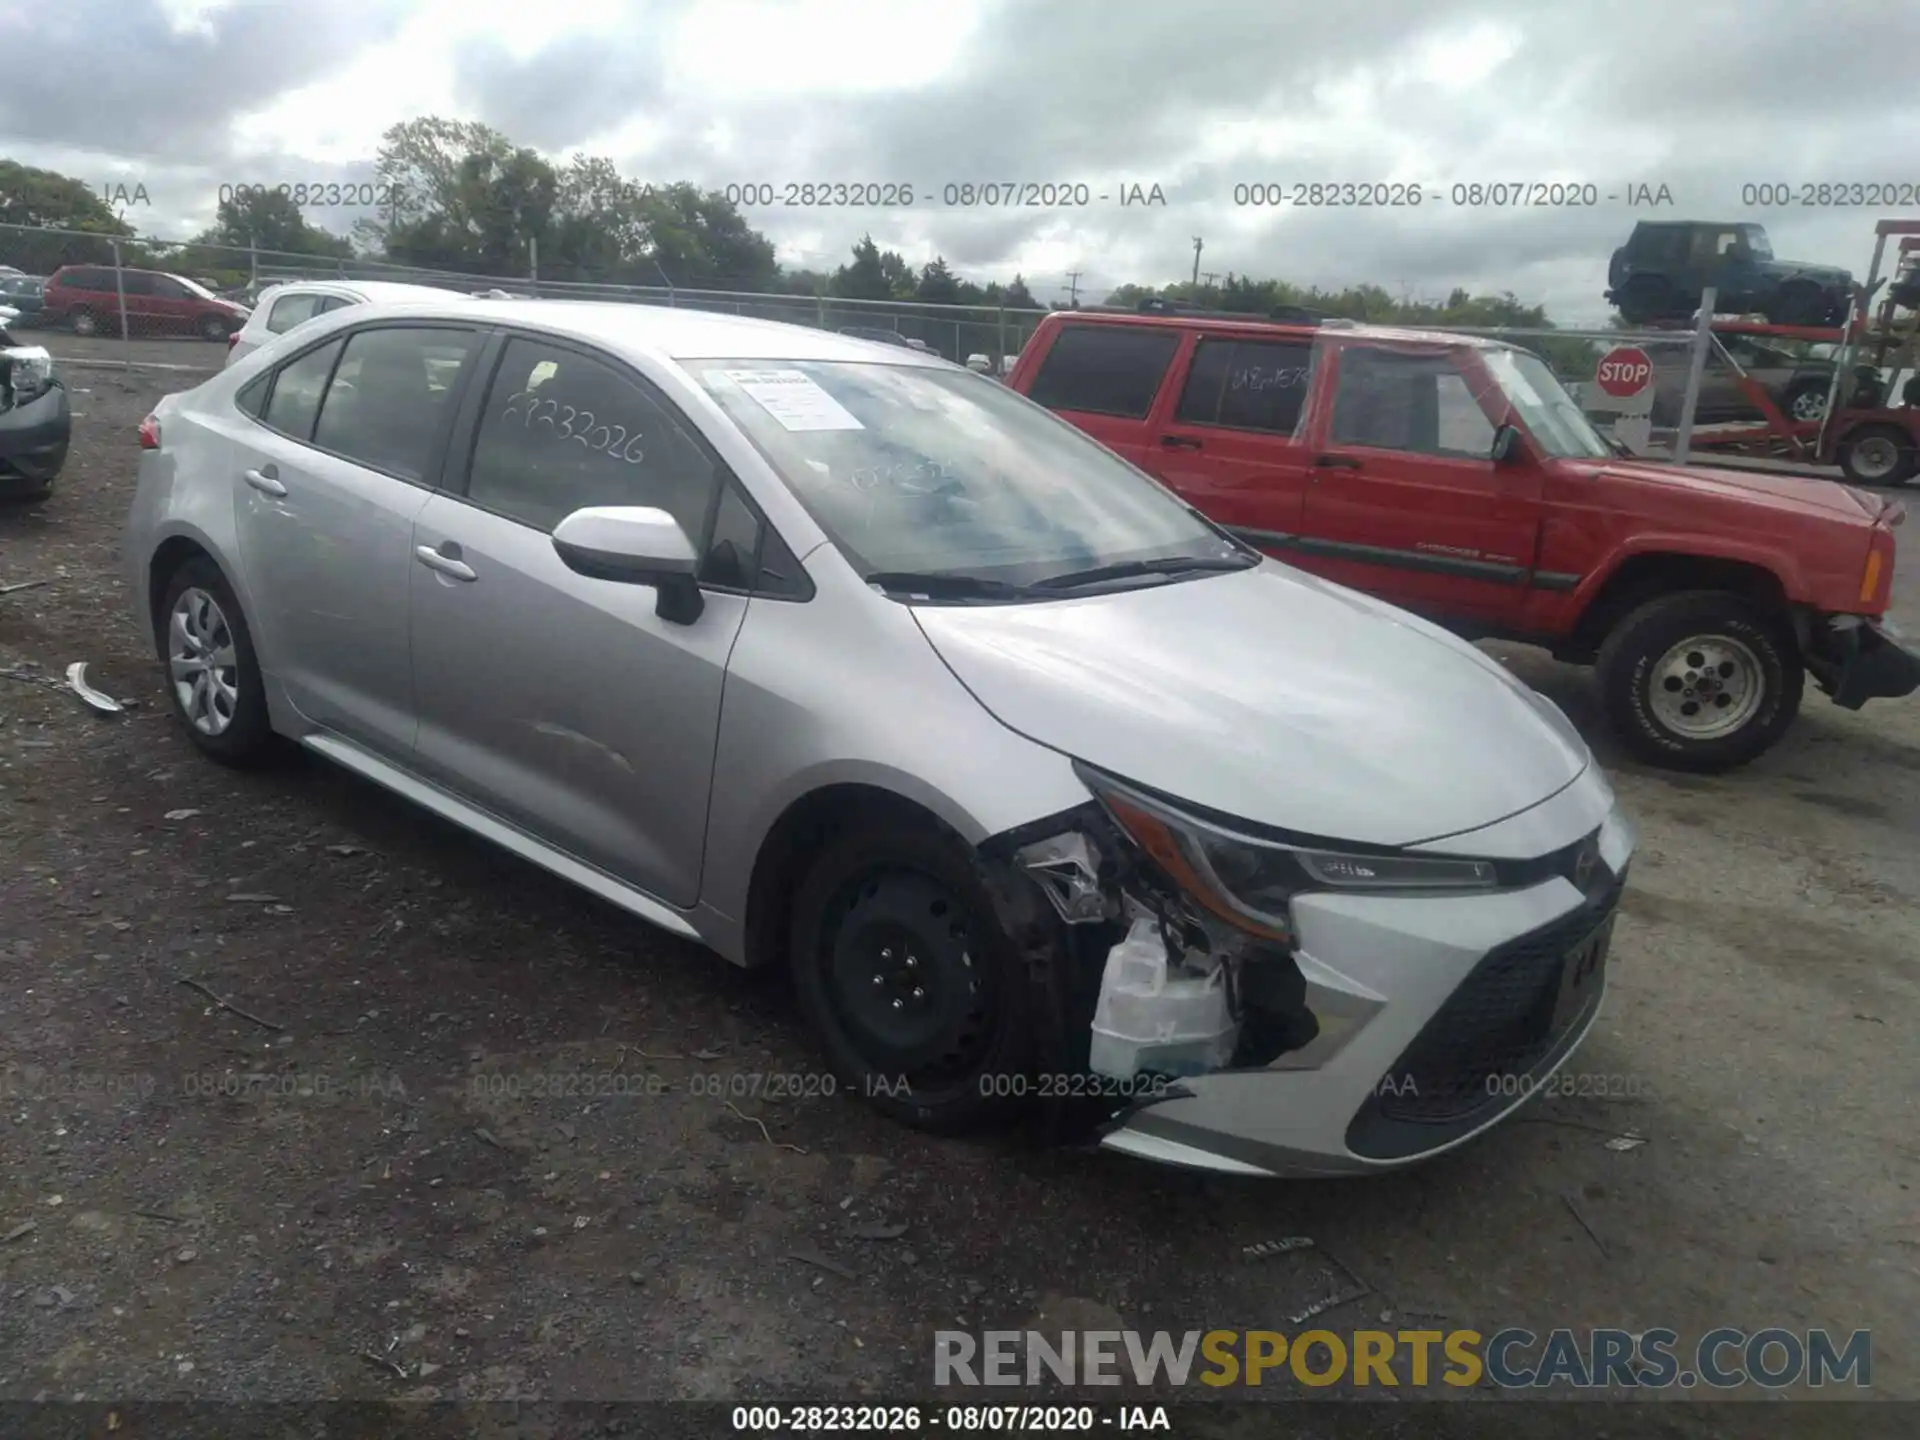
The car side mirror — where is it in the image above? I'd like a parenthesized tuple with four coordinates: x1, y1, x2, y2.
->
(1490, 424, 1524, 464)
(551, 505, 705, 624)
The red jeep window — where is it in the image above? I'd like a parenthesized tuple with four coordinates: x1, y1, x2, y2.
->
(1330, 348, 1495, 459)
(1175, 338, 1314, 435)
(1027, 324, 1180, 419)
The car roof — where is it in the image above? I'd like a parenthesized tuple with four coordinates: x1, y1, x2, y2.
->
(1038, 308, 1511, 351)
(262, 279, 466, 304)
(337, 298, 956, 365)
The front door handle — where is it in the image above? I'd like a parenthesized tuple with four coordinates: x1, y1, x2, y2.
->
(415, 545, 477, 582)
(243, 467, 287, 497)
(1313, 454, 1362, 470)
(1159, 434, 1203, 451)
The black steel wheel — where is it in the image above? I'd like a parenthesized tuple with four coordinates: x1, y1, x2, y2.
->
(789, 820, 1035, 1132)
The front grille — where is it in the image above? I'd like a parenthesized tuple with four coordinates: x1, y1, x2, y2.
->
(1371, 876, 1622, 1126)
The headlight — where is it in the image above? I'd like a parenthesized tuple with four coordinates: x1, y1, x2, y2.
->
(2, 345, 54, 404)
(1080, 767, 1498, 945)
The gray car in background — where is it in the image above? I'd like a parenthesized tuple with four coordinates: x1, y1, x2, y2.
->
(1649, 332, 1839, 426)
(122, 300, 1635, 1178)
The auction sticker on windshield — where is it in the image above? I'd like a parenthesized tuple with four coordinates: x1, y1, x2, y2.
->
(722, 368, 866, 431)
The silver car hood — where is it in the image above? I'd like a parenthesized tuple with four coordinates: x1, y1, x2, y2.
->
(911, 563, 1588, 847)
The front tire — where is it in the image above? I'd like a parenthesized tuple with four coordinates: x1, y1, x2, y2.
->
(788, 820, 1035, 1133)
(68, 308, 98, 337)
(1780, 377, 1831, 424)
(198, 313, 231, 341)
(156, 556, 278, 766)
(1767, 284, 1824, 327)
(1596, 591, 1802, 772)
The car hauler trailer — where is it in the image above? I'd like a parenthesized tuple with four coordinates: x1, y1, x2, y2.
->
(1671, 220, 1920, 486)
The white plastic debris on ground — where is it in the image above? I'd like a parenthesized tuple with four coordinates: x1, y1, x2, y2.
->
(1088, 913, 1238, 1080)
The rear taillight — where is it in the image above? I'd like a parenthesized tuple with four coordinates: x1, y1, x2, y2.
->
(227, 331, 240, 349)
(138, 413, 160, 450)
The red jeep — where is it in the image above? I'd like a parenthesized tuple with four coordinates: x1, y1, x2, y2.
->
(41, 265, 250, 341)
(1007, 308, 1919, 771)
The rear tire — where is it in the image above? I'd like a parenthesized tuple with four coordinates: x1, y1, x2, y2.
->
(1595, 591, 1802, 772)
(788, 819, 1035, 1134)
(1615, 277, 1671, 326)
(1836, 424, 1917, 487)
(156, 556, 279, 767)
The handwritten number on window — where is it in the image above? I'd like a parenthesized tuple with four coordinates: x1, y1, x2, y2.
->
(496, 393, 647, 464)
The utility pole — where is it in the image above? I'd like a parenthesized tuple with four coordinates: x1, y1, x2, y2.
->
(1065, 270, 1082, 307)
(1191, 237, 1203, 287)
(1201, 271, 1219, 289)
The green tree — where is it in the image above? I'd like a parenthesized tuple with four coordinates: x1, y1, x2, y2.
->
(192, 187, 353, 262)
(916, 256, 960, 304)
(1002, 274, 1039, 310)
(832, 235, 893, 300)
(0, 159, 137, 270)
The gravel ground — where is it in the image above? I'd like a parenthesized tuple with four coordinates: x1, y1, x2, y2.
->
(1, 362, 1916, 1431)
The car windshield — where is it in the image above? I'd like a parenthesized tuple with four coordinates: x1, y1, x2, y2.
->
(1738, 225, 1774, 260)
(170, 274, 218, 300)
(1482, 348, 1613, 460)
(686, 359, 1246, 591)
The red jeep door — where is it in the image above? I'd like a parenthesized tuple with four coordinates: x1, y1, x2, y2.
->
(1296, 343, 1544, 624)
(1021, 321, 1184, 469)
(1143, 331, 1317, 543)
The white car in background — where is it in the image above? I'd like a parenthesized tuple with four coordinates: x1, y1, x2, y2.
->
(224, 280, 470, 366)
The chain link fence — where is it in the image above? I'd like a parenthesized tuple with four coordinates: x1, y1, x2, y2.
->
(0, 222, 1049, 379)
(1405, 321, 1846, 460)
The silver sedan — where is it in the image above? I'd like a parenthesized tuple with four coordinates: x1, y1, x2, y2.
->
(122, 299, 1635, 1177)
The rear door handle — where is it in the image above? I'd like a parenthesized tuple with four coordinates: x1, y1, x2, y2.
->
(1159, 434, 1203, 451)
(1313, 454, 1362, 470)
(243, 467, 286, 497)
(415, 545, 477, 582)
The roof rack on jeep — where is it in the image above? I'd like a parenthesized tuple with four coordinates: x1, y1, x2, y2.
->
(1070, 299, 1332, 324)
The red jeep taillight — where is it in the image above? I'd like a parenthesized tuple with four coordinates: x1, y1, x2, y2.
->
(227, 331, 240, 349)
(138, 413, 161, 450)
(1860, 523, 1896, 611)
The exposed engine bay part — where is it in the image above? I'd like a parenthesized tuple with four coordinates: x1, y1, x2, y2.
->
(1088, 912, 1237, 1079)
(980, 804, 1321, 1133)
(1014, 829, 1117, 924)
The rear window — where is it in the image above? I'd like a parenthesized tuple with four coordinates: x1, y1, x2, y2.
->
(1026, 324, 1180, 419)
(267, 293, 327, 335)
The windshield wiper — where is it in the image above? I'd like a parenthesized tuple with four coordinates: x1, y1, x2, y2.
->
(1033, 553, 1258, 591)
(863, 570, 1038, 601)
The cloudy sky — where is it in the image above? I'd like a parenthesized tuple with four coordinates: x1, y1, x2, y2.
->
(4, 0, 1918, 323)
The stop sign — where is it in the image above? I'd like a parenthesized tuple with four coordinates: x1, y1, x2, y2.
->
(1596, 347, 1653, 399)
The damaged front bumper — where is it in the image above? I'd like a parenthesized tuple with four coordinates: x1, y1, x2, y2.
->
(996, 763, 1636, 1178)
(0, 341, 70, 494)
(1813, 615, 1920, 710)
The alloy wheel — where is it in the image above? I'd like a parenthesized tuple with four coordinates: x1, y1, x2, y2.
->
(168, 587, 241, 736)
(1649, 634, 1765, 740)
(1787, 388, 1828, 422)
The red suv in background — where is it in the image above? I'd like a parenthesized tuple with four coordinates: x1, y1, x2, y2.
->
(40, 265, 251, 341)
(1007, 307, 1918, 771)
